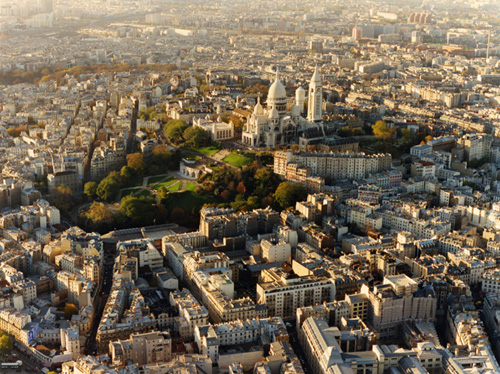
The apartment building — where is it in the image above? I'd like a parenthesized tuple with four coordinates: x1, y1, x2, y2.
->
(257, 267, 336, 319)
(199, 207, 279, 240)
(274, 151, 392, 181)
(116, 239, 163, 269)
(299, 317, 343, 374)
(110, 331, 171, 366)
(361, 275, 436, 340)
(482, 269, 500, 295)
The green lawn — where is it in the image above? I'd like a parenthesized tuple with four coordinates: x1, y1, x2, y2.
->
(147, 175, 171, 186)
(223, 152, 255, 167)
(152, 178, 179, 190)
(167, 181, 182, 192)
(185, 182, 198, 191)
(185, 145, 221, 156)
(164, 191, 217, 213)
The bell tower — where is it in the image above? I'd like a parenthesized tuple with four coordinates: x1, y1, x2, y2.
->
(307, 66, 323, 122)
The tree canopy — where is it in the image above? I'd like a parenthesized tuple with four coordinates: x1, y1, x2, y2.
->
(84, 181, 98, 198)
(0, 330, 12, 354)
(127, 152, 146, 175)
(401, 128, 413, 143)
(163, 119, 188, 143)
(273, 182, 307, 210)
(138, 106, 157, 121)
(372, 120, 395, 141)
(97, 173, 121, 202)
(183, 126, 210, 148)
(84, 202, 114, 226)
(120, 195, 157, 226)
(52, 185, 73, 212)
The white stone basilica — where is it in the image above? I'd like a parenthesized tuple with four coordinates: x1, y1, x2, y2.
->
(242, 68, 323, 148)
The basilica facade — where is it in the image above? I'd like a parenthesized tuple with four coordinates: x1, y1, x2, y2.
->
(242, 68, 323, 148)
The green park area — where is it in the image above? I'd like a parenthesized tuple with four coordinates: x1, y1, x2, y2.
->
(152, 177, 178, 190)
(164, 190, 217, 213)
(223, 152, 255, 167)
(147, 175, 170, 186)
(185, 145, 221, 156)
(186, 182, 198, 191)
(167, 181, 183, 192)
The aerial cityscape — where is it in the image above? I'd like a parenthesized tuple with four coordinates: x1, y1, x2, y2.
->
(1, 0, 500, 374)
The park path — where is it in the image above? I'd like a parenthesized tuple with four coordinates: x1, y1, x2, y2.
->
(118, 173, 172, 199)
(143, 173, 170, 187)
(211, 148, 231, 162)
(116, 168, 205, 201)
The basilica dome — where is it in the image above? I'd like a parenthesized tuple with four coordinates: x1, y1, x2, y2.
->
(268, 73, 286, 100)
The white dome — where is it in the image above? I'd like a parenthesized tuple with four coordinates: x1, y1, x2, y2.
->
(291, 104, 300, 116)
(268, 72, 286, 100)
(269, 106, 279, 119)
(253, 97, 264, 116)
(296, 86, 305, 93)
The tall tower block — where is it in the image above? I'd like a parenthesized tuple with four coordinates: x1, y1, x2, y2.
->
(296, 86, 306, 114)
(307, 67, 323, 122)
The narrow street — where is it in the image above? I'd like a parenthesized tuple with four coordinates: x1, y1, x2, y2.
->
(84, 256, 115, 355)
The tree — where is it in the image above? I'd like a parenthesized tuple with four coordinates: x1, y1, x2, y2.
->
(84, 202, 114, 227)
(97, 174, 121, 202)
(244, 83, 269, 100)
(152, 145, 171, 164)
(52, 185, 73, 212)
(230, 116, 244, 133)
(84, 181, 98, 198)
(156, 203, 169, 223)
(170, 207, 185, 222)
(6, 127, 22, 138)
(64, 303, 78, 320)
(255, 167, 272, 186)
(152, 145, 180, 171)
(220, 189, 231, 200)
(164, 119, 188, 143)
(120, 195, 157, 226)
(138, 106, 157, 121)
(120, 165, 132, 181)
(273, 182, 307, 210)
(247, 195, 260, 210)
(127, 153, 146, 175)
(183, 126, 210, 148)
(157, 186, 169, 202)
(0, 330, 12, 354)
(236, 181, 246, 195)
(401, 128, 413, 143)
(372, 120, 395, 141)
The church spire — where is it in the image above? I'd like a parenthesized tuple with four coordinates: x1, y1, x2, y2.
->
(307, 66, 323, 122)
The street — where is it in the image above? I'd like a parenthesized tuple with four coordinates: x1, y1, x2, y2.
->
(285, 323, 312, 374)
(4, 348, 43, 373)
(84, 257, 115, 355)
